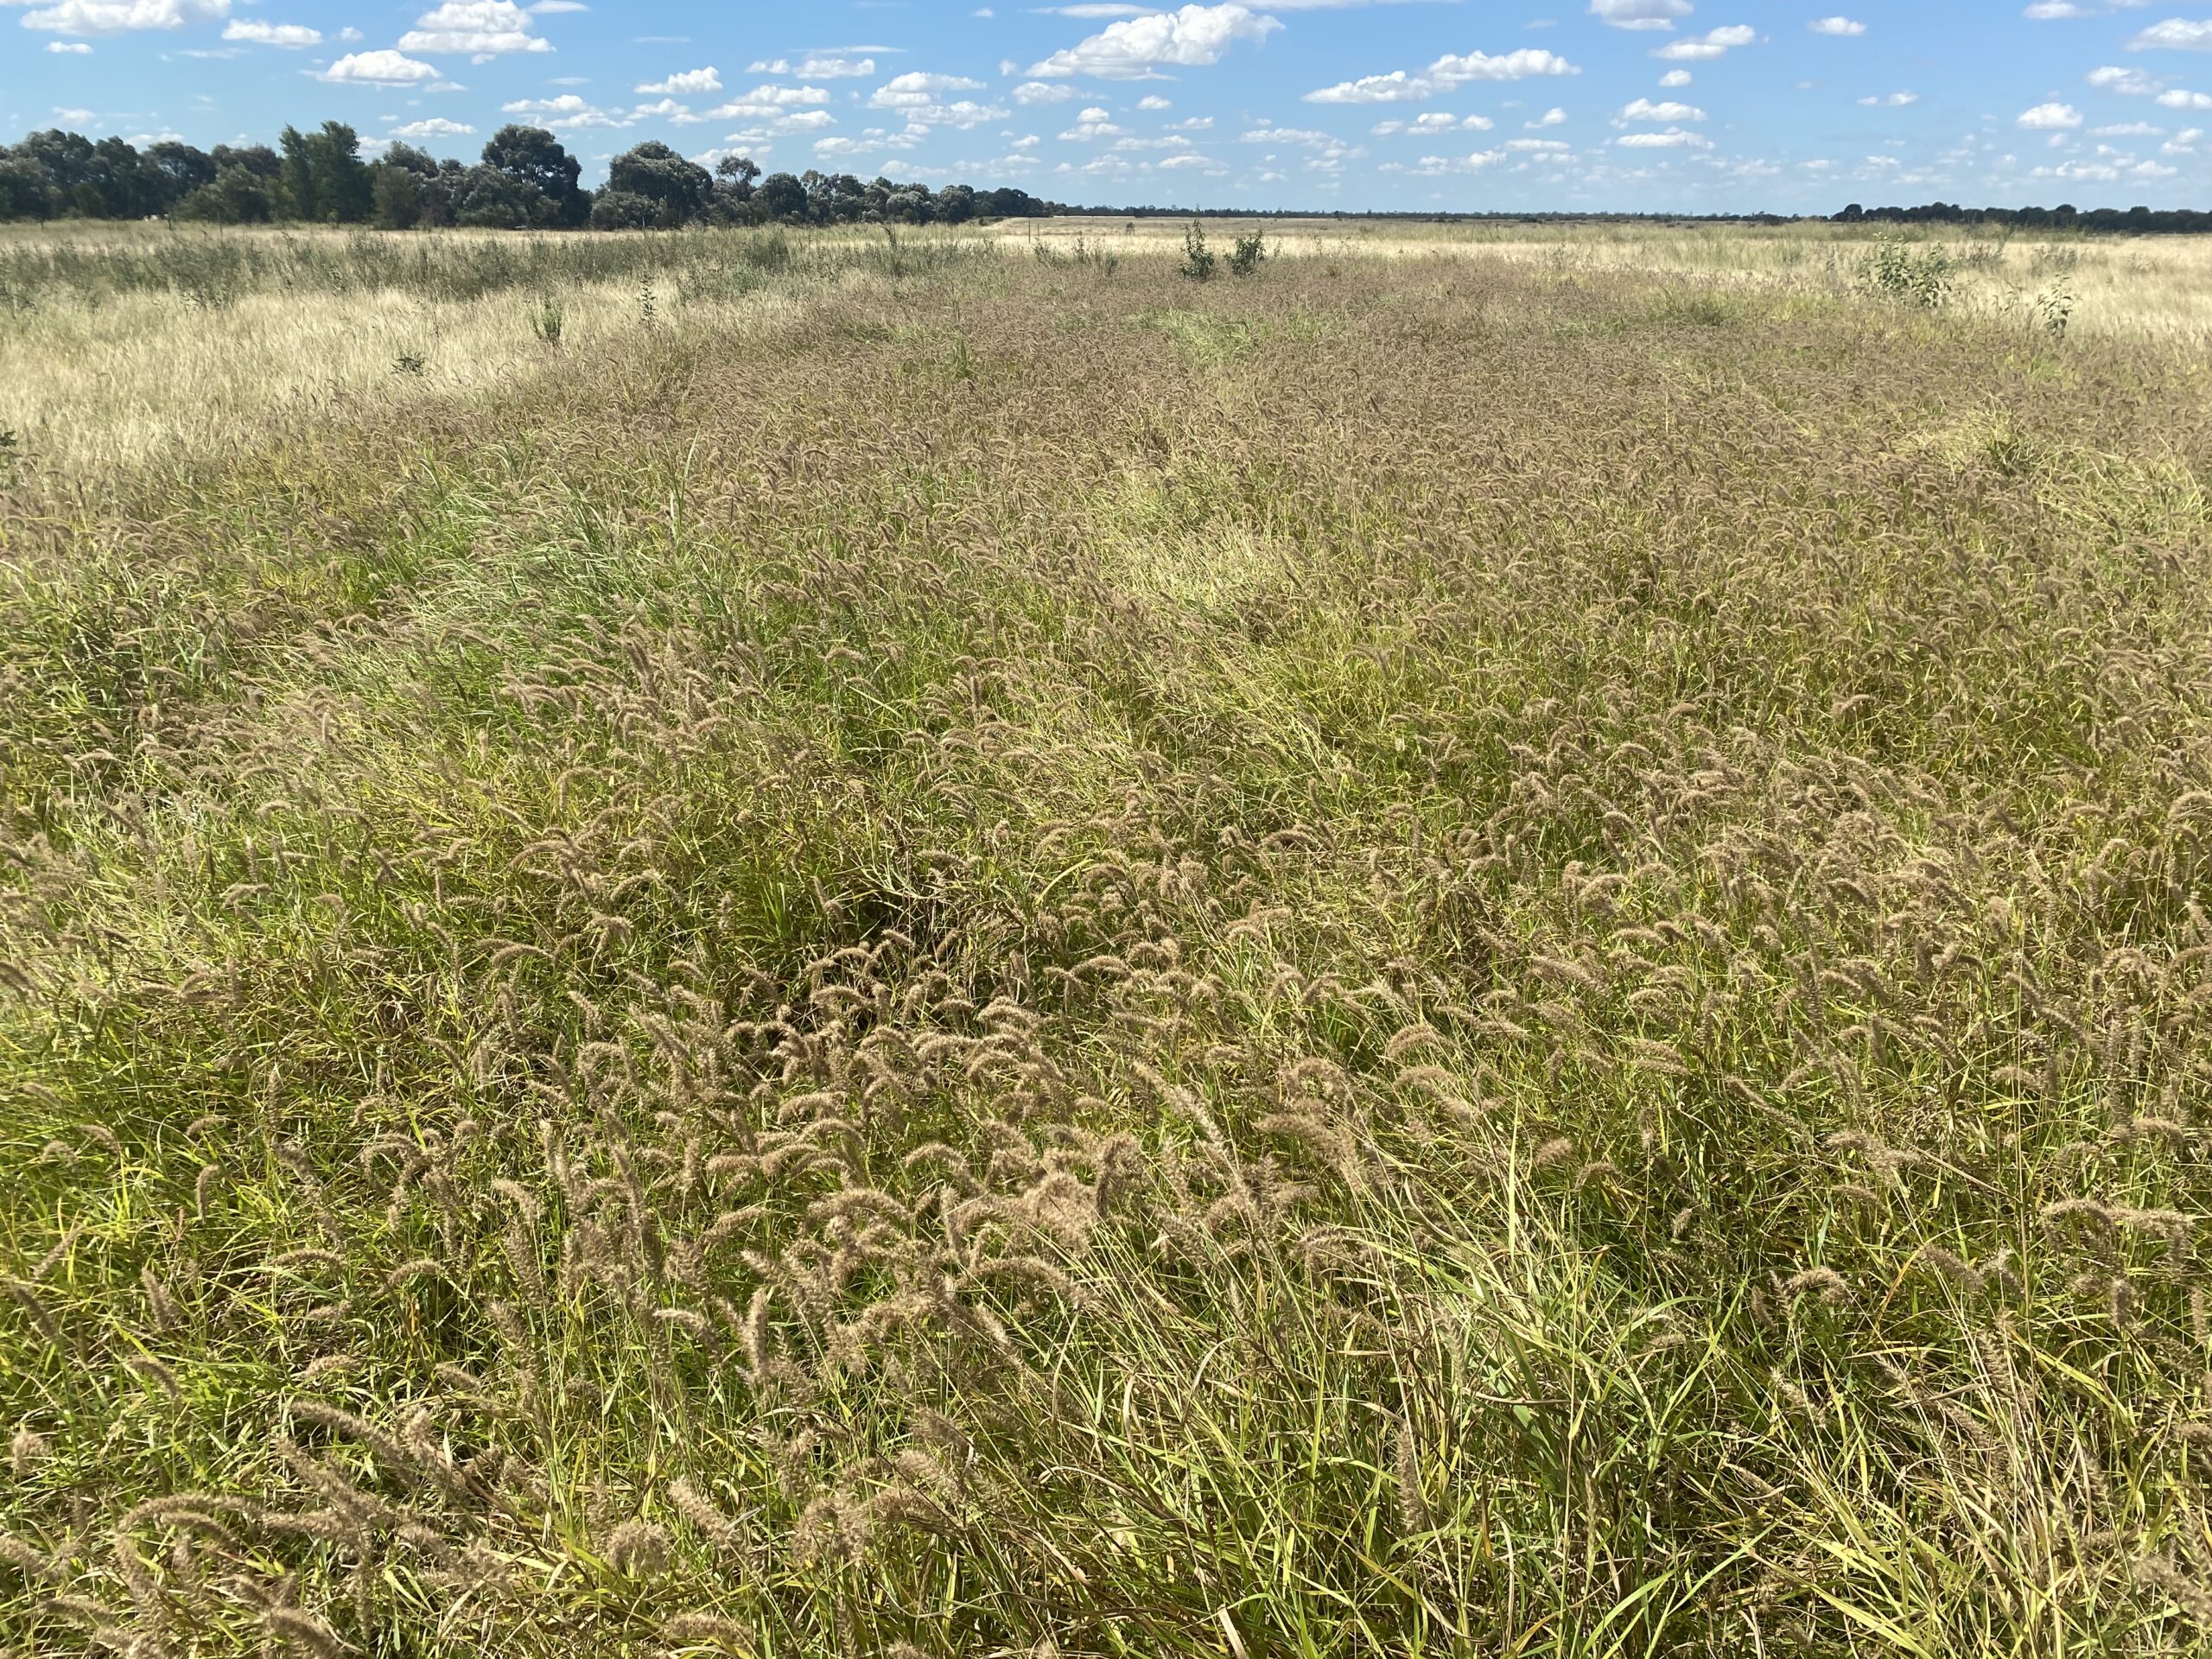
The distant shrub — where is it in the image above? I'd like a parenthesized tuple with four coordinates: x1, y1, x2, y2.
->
(1226, 227, 1267, 278)
(2034, 283, 2074, 340)
(1863, 234, 1953, 308)
(1179, 219, 1216, 283)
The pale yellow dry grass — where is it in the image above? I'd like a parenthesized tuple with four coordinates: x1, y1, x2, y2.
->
(3, 281, 657, 477)
(7, 218, 2209, 485)
(0, 221, 928, 478)
(1019, 214, 2212, 340)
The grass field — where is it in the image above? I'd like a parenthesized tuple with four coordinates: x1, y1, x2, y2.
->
(4, 220, 2212, 1656)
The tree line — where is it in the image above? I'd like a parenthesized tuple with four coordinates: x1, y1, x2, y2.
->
(1834, 200, 2212, 235)
(0, 121, 1059, 230)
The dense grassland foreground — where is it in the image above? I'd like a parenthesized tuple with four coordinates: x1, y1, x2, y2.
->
(3, 225, 2212, 1656)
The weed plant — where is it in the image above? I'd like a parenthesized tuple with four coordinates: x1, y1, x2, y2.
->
(2, 240, 2212, 1657)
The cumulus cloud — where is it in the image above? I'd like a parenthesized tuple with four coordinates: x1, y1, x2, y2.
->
(223, 18, 318, 45)
(749, 54, 875, 77)
(2016, 100, 2082, 128)
(500, 91, 626, 126)
(390, 116, 474, 137)
(1857, 90, 1917, 105)
(1372, 111, 1491, 134)
(1029, 3, 1280, 79)
(1588, 0, 1691, 30)
(397, 0, 551, 55)
(1012, 79, 1077, 102)
(871, 70, 987, 105)
(1618, 96, 1704, 121)
(699, 84, 835, 127)
(1808, 16, 1866, 35)
(637, 67, 720, 94)
(1060, 111, 1125, 138)
(2088, 64, 2161, 96)
(13, 0, 227, 34)
(1306, 48, 1580, 103)
(318, 48, 443, 85)
(862, 73, 1003, 130)
(1658, 68, 1691, 86)
(1616, 126, 1712, 146)
(2132, 19, 2212, 51)
(1651, 23, 1755, 60)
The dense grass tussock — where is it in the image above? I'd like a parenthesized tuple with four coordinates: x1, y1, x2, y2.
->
(5, 245, 2212, 1656)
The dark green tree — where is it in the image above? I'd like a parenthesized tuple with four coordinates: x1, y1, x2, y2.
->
(144, 141, 215, 213)
(600, 140, 710, 226)
(481, 124, 587, 226)
(753, 170, 807, 223)
(278, 122, 370, 222)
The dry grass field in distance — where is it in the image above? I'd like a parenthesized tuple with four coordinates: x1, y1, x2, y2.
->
(3, 218, 2212, 1656)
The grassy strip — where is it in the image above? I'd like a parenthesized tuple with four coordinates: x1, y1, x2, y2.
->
(3, 251, 2212, 1656)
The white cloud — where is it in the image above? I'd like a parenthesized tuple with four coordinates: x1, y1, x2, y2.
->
(2088, 65, 2160, 96)
(1856, 90, 1917, 106)
(2158, 86, 2212, 107)
(872, 70, 987, 105)
(1618, 96, 1705, 121)
(1013, 79, 1077, 102)
(390, 116, 474, 138)
(1808, 16, 1866, 35)
(1306, 48, 1579, 102)
(2024, 2, 2094, 16)
(318, 48, 442, 85)
(1588, 0, 1690, 29)
(397, 0, 551, 55)
(703, 83, 830, 115)
(45, 37, 92, 49)
(1658, 68, 1691, 86)
(865, 72, 1003, 128)
(1029, 2, 1281, 79)
(223, 18, 318, 45)
(2132, 19, 2212, 51)
(13, 0, 227, 34)
(748, 54, 876, 77)
(1529, 105, 1567, 125)
(1137, 93, 1171, 110)
(501, 91, 626, 126)
(1651, 23, 1755, 60)
(638, 67, 719, 94)
(1386, 148, 1505, 175)
(2016, 100, 2083, 128)
(1616, 126, 1712, 146)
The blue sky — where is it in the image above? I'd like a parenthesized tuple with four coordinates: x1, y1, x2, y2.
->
(3, 1, 2209, 211)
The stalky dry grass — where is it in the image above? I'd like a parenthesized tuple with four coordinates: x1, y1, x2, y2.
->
(1020, 217, 2212, 342)
(0, 223, 976, 477)
(4, 233, 2212, 1657)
